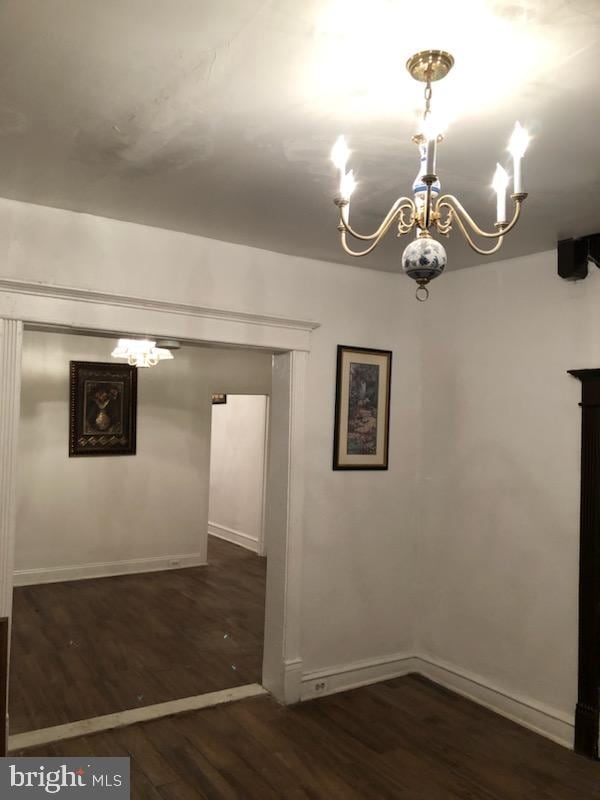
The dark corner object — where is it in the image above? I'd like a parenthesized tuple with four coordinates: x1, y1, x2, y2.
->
(568, 369, 600, 759)
(0, 617, 7, 756)
(558, 233, 600, 281)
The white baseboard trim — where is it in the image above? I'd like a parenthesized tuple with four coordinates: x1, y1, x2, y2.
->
(414, 655, 574, 750)
(301, 652, 574, 750)
(301, 652, 418, 701)
(9, 684, 268, 752)
(283, 657, 303, 704)
(208, 522, 261, 554)
(13, 553, 207, 586)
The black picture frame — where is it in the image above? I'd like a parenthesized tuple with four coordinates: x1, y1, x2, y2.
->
(212, 393, 227, 405)
(333, 345, 392, 470)
(69, 361, 137, 457)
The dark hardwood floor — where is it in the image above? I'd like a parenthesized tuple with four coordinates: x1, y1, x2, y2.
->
(14, 674, 599, 799)
(10, 536, 266, 734)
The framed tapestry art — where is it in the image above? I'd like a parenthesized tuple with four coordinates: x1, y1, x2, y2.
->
(333, 345, 392, 470)
(69, 361, 137, 456)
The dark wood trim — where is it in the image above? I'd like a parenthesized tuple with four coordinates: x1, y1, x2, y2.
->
(333, 345, 392, 471)
(0, 617, 8, 757)
(569, 368, 600, 758)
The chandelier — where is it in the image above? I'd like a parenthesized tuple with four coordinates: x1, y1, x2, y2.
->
(111, 339, 174, 368)
(331, 50, 530, 300)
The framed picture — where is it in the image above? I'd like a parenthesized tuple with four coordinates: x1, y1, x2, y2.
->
(333, 345, 392, 470)
(69, 362, 137, 456)
(212, 393, 227, 404)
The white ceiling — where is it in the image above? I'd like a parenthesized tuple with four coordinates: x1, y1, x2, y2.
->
(0, 0, 599, 272)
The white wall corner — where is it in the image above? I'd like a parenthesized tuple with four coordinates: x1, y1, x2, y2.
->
(300, 651, 574, 750)
(208, 523, 261, 554)
(414, 655, 574, 750)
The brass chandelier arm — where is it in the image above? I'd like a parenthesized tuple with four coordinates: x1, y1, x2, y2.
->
(337, 197, 416, 241)
(397, 202, 418, 234)
(339, 201, 417, 257)
(438, 201, 505, 256)
(435, 193, 526, 239)
(339, 228, 393, 257)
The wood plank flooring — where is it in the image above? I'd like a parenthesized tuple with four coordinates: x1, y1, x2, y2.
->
(10, 536, 266, 734)
(14, 674, 599, 799)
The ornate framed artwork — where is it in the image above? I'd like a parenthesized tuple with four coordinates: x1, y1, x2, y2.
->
(69, 361, 137, 456)
(333, 345, 392, 470)
(212, 393, 227, 404)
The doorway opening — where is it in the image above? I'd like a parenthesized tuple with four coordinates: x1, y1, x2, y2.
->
(205, 394, 270, 688)
(9, 330, 273, 742)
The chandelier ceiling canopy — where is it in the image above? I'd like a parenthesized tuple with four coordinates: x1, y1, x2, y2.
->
(331, 50, 530, 300)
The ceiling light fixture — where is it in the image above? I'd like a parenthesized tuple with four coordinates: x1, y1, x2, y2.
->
(111, 339, 174, 368)
(331, 50, 530, 301)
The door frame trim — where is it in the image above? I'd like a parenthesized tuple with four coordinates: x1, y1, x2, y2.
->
(0, 280, 317, 737)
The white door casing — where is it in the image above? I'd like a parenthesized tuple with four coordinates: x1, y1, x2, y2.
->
(0, 279, 318, 712)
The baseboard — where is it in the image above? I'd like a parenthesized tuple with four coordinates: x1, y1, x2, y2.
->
(208, 522, 261, 554)
(301, 652, 574, 750)
(13, 553, 207, 586)
(414, 655, 574, 750)
(9, 684, 267, 751)
(283, 658, 303, 704)
(301, 652, 418, 701)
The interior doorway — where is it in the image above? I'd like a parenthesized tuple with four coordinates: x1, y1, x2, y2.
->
(0, 299, 312, 753)
(202, 394, 271, 689)
(209, 394, 269, 557)
(9, 330, 272, 739)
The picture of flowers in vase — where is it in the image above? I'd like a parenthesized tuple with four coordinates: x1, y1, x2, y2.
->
(70, 362, 137, 456)
(84, 383, 123, 434)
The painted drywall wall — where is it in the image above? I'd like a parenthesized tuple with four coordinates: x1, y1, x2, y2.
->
(2, 196, 583, 740)
(208, 394, 268, 554)
(418, 248, 594, 729)
(0, 197, 421, 670)
(16, 330, 271, 583)
(0, 200, 421, 669)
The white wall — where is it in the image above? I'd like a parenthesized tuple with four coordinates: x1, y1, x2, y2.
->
(16, 330, 271, 583)
(0, 197, 421, 672)
(2, 196, 585, 742)
(208, 394, 268, 555)
(419, 249, 594, 732)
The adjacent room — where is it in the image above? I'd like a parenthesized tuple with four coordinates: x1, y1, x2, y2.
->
(10, 330, 270, 734)
(0, 0, 599, 798)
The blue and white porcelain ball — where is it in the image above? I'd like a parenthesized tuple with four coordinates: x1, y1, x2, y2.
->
(402, 237, 446, 282)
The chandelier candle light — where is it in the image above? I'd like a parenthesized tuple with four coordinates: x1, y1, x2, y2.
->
(111, 339, 174, 368)
(331, 50, 530, 301)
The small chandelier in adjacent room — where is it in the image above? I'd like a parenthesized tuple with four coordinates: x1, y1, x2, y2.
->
(331, 50, 530, 300)
(111, 339, 175, 368)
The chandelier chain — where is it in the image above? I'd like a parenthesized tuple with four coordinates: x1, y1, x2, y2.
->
(424, 80, 432, 118)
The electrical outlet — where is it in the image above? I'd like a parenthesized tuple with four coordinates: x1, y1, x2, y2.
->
(314, 680, 327, 694)
(170, 559, 181, 567)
